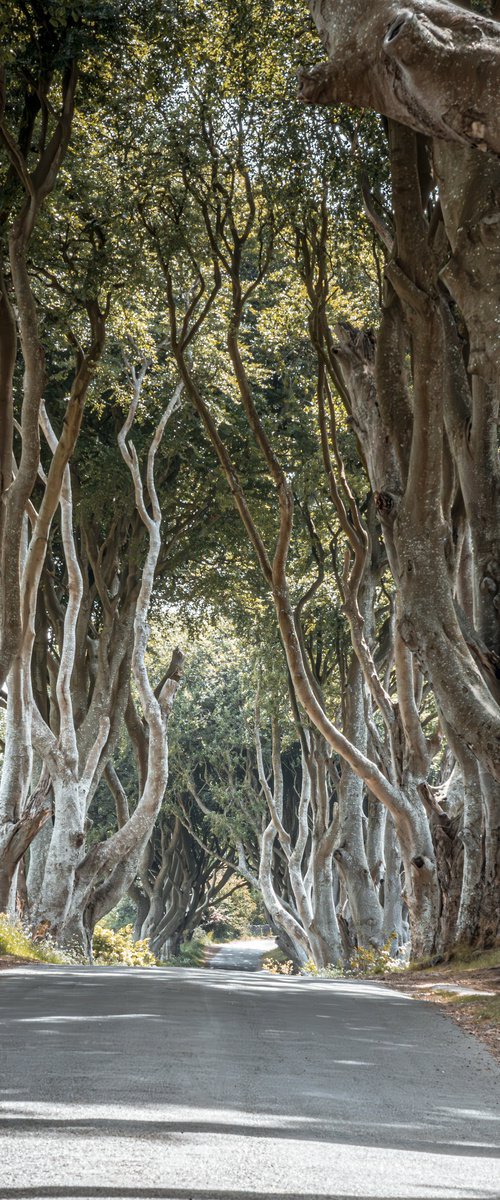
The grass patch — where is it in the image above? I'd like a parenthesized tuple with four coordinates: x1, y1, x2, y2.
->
(411, 947, 500, 974)
(473, 996, 500, 1023)
(450, 994, 500, 1023)
(164, 939, 207, 968)
(0, 913, 69, 964)
(427, 989, 466, 1002)
(447, 947, 500, 972)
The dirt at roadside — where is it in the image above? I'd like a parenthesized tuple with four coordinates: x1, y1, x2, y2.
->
(387, 956, 500, 1063)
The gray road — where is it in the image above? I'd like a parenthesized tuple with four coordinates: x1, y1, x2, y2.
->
(0, 965, 499, 1200)
(209, 938, 276, 971)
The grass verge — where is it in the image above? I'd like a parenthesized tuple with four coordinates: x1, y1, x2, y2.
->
(0, 913, 69, 965)
(387, 947, 500, 1062)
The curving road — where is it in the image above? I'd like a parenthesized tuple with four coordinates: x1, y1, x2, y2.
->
(0, 964, 499, 1199)
(209, 937, 276, 971)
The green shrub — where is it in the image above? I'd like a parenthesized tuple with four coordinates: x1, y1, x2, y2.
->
(92, 923, 156, 966)
(0, 913, 69, 964)
(165, 938, 207, 968)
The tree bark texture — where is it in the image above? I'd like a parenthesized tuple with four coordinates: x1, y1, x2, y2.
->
(302, 1, 500, 156)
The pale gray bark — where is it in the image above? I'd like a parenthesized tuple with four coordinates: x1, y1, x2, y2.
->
(366, 797, 386, 895)
(302, 1, 500, 156)
(335, 653, 384, 949)
(26, 375, 183, 946)
(383, 814, 406, 946)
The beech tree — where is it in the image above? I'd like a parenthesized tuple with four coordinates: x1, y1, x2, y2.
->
(1, 3, 235, 948)
(298, 0, 500, 946)
(141, 100, 436, 956)
(125, 0, 499, 959)
(0, 1, 121, 908)
(1, 0, 498, 966)
(300, 1, 500, 155)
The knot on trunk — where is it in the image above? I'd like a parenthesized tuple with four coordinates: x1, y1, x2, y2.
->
(384, 10, 454, 63)
(374, 491, 399, 525)
(411, 854, 434, 877)
(384, 10, 416, 53)
(334, 321, 376, 365)
(297, 64, 334, 106)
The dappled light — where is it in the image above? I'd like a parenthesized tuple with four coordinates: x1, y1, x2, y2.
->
(1, 966, 499, 1195)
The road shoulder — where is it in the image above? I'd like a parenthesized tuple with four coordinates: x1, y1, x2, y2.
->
(385, 951, 500, 1062)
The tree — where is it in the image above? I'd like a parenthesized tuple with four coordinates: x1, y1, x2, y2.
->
(2, 0, 498, 964)
(0, 2, 121, 906)
(300, 1, 500, 155)
(299, 0, 500, 946)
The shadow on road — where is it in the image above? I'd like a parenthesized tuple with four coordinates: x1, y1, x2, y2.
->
(1, 966, 498, 1199)
(0, 1191, 494, 1200)
(0, 1112, 498, 1159)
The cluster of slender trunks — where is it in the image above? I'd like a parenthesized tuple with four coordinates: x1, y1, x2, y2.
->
(0, 0, 499, 965)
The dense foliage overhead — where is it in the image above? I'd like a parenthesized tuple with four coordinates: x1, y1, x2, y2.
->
(0, 0, 498, 967)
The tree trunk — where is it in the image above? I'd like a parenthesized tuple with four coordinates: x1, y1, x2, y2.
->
(302, 0, 500, 156)
(382, 815, 406, 947)
(335, 657, 384, 948)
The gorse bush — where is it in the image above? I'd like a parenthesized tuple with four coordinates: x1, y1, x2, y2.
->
(300, 937, 403, 980)
(92, 924, 156, 966)
(347, 937, 402, 976)
(0, 913, 69, 964)
(302, 958, 344, 979)
(262, 949, 297, 975)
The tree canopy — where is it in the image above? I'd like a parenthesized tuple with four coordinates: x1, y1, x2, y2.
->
(0, 0, 499, 967)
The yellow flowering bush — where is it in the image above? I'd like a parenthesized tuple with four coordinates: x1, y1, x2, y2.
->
(92, 923, 156, 966)
(347, 937, 401, 976)
(262, 950, 296, 975)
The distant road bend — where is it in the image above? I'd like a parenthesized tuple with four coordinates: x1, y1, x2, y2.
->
(0, 963, 499, 1199)
(209, 937, 275, 971)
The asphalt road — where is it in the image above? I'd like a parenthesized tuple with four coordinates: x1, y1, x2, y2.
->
(0, 965, 499, 1200)
(209, 938, 276, 971)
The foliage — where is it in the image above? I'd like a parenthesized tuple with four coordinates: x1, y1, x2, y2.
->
(346, 938, 403, 977)
(262, 948, 297, 975)
(301, 938, 403, 978)
(92, 924, 156, 966)
(301, 958, 344, 978)
(164, 936, 209, 969)
(0, 914, 70, 965)
(99, 896, 138, 932)
(203, 884, 265, 941)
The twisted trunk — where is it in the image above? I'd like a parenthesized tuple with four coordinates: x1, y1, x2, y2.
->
(302, 0, 500, 156)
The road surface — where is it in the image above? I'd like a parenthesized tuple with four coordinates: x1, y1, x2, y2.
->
(0, 964, 499, 1199)
(209, 938, 276, 971)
